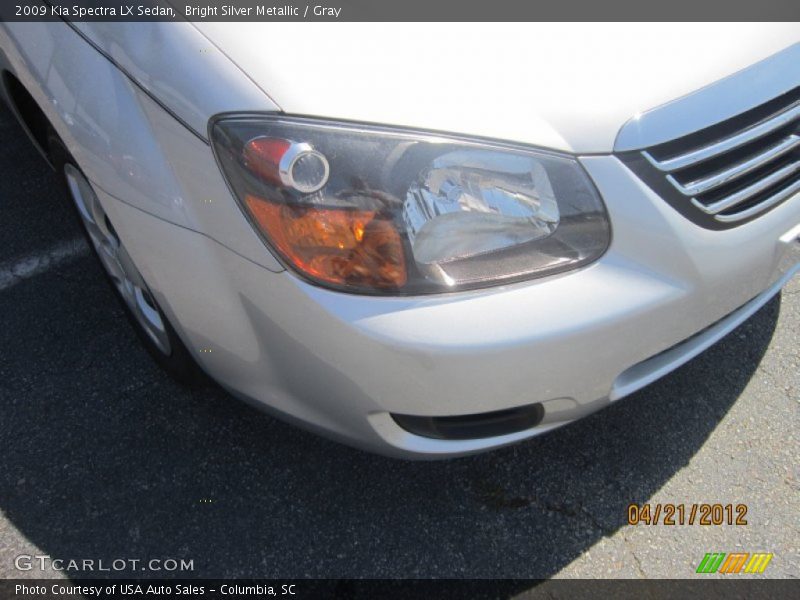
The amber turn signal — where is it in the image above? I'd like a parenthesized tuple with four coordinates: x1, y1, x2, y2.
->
(245, 194, 408, 290)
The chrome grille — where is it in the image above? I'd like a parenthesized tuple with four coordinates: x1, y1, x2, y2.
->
(622, 87, 800, 228)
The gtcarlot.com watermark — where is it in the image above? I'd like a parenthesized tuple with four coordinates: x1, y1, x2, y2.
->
(14, 554, 194, 573)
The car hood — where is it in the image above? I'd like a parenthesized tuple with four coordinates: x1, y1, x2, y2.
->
(193, 23, 800, 153)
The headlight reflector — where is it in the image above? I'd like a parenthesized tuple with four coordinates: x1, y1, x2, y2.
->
(212, 116, 609, 295)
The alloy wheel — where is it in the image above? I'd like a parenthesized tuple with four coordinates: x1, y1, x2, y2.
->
(64, 164, 172, 355)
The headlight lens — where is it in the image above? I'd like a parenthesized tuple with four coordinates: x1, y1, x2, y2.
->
(211, 116, 610, 295)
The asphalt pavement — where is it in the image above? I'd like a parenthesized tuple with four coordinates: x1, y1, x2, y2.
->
(0, 102, 798, 586)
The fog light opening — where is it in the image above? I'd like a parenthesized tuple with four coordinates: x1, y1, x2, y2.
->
(392, 402, 545, 440)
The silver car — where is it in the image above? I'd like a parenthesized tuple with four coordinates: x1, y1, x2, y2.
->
(1, 22, 798, 457)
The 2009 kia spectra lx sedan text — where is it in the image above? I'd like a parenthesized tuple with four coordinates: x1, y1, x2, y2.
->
(1, 23, 799, 458)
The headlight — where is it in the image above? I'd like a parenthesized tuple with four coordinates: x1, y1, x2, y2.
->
(211, 116, 610, 295)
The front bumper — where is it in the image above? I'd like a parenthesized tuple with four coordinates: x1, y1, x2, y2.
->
(96, 153, 800, 459)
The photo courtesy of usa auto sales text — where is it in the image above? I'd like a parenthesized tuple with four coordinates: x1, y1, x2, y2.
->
(15, 584, 299, 596)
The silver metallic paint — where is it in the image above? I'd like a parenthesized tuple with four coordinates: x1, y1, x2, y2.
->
(1, 22, 799, 457)
(615, 43, 800, 152)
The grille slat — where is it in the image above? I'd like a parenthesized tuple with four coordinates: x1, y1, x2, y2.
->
(666, 134, 800, 196)
(644, 102, 800, 172)
(624, 87, 800, 228)
(716, 177, 800, 223)
(692, 159, 800, 215)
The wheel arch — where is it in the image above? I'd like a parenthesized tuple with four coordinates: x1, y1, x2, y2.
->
(1, 68, 56, 168)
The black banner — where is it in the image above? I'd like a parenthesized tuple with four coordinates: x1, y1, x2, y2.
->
(1, 0, 799, 22)
(2, 580, 800, 599)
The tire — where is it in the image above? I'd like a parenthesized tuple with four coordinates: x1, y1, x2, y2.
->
(49, 131, 208, 386)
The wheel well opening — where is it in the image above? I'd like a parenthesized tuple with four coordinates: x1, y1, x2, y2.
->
(2, 70, 52, 158)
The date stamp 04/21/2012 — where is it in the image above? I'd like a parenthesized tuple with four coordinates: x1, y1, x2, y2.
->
(627, 503, 748, 526)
